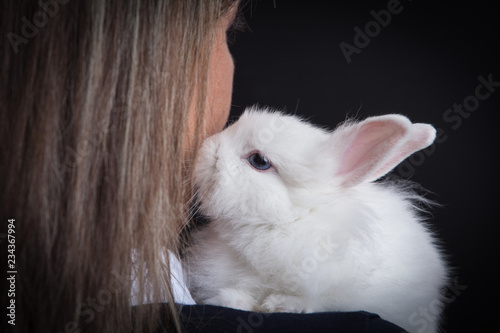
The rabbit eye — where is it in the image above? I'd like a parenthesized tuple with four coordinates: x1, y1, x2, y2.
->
(248, 153, 272, 171)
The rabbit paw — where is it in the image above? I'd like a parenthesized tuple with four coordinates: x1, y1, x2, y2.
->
(205, 288, 256, 311)
(262, 293, 308, 313)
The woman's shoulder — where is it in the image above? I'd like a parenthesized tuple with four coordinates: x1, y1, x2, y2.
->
(138, 303, 407, 333)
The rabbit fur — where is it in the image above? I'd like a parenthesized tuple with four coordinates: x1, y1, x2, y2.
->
(184, 107, 448, 333)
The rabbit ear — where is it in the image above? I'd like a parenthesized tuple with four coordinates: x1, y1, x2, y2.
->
(364, 123, 436, 183)
(334, 115, 435, 188)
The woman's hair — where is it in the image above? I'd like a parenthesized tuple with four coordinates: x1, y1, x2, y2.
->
(1, 0, 238, 332)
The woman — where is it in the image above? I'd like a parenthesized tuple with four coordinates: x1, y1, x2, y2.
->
(1, 1, 404, 332)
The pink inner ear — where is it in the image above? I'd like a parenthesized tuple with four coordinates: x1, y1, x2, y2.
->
(365, 123, 436, 183)
(338, 124, 397, 176)
(335, 116, 412, 188)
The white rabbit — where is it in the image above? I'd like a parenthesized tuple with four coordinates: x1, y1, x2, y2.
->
(184, 106, 448, 333)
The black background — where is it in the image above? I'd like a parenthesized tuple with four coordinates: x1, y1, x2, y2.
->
(228, 0, 500, 332)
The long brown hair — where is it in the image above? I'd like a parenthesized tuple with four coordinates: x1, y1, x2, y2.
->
(1, 0, 237, 332)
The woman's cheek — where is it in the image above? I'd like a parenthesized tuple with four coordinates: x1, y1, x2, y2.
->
(206, 33, 234, 136)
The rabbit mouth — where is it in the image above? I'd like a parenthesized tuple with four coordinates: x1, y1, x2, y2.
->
(189, 195, 211, 228)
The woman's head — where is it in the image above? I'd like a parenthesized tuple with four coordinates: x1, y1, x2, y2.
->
(1, 0, 241, 332)
(188, 1, 239, 143)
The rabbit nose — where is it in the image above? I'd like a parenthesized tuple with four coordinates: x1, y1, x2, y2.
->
(214, 142, 221, 164)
